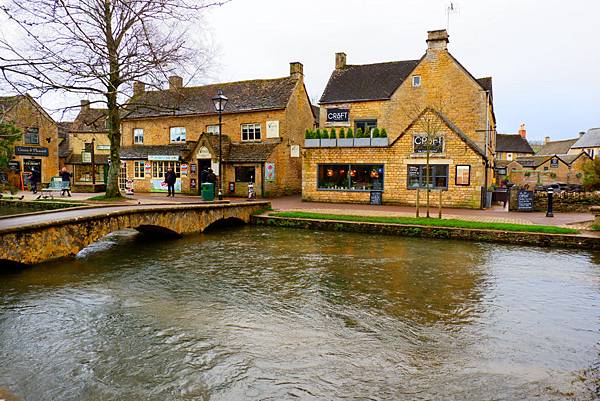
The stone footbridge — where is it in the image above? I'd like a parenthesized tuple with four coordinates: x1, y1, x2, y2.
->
(0, 201, 270, 266)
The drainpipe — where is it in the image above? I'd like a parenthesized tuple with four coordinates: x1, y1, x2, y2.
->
(261, 162, 265, 197)
(483, 90, 490, 209)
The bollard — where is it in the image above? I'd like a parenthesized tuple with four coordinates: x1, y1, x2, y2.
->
(546, 187, 554, 217)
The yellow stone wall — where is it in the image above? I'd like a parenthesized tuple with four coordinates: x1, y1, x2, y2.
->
(507, 156, 589, 187)
(69, 132, 111, 156)
(304, 110, 486, 208)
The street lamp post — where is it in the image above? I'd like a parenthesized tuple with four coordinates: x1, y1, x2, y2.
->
(546, 187, 554, 217)
(212, 89, 228, 200)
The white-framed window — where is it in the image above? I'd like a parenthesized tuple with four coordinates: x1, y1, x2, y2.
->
(134, 161, 145, 178)
(170, 127, 186, 143)
(151, 161, 180, 178)
(133, 128, 144, 144)
(507, 153, 513, 161)
(24, 127, 40, 144)
(241, 123, 261, 141)
(412, 75, 421, 87)
(206, 125, 220, 135)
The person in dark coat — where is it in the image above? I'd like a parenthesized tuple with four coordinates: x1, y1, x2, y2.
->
(27, 167, 41, 194)
(59, 167, 72, 197)
(164, 167, 177, 197)
(200, 167, 209, 184)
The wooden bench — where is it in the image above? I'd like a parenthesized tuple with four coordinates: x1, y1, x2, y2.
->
(37, 177, 70, 200)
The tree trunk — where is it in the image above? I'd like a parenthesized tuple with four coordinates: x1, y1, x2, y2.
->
(426, 147, 430, 218)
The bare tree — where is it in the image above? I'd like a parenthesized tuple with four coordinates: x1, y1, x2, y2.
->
(0, 0, 227, 198)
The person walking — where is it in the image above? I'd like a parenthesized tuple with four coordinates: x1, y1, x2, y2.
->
(59, 167, 72, 197)
(164, 167, 176, 197)
(27, 167, 41, 194)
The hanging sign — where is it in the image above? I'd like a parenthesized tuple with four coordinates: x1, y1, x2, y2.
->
(326, 108, 349, 123)
(266, 120, 280, 138)
(265, 162, 275, 182)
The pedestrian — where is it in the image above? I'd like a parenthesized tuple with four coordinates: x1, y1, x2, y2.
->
(200, 167, 209, 184)
(164, 167, 176, 197)
(206, 168, 216, 186)
(27, 167, 41, 194)
(59, 167, 72, 197)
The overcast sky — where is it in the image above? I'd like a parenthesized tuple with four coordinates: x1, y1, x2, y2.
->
(203, 0, 599, 141)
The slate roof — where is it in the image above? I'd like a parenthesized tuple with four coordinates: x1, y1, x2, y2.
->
(572, 128, 600, 148)
(196, 133, 232, 162)
(66, 153, 110, 165)
(319, 60, 421, 104)
(0, 95, 22, 115)
(477, 77, 493, 95)
(515, 153, 588, 168)
(58, 138, 71, 159)
(123, 77, 298, 119)
(57, 121, 73, 138)
(312, 105, 320, 125)
(120, 144, 191, 160)
(496, 134, 534, 154)
(71, 108, 108, 132)
(536, 139, 578, 155)
(227, 142, 279, 163)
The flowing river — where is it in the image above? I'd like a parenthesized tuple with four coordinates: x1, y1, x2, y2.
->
(0, 225, 599, 400)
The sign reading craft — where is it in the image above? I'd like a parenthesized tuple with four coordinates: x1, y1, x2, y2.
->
(15, 146, 49, 157)
(326, 108, 349, 123)
(148, 155, 179, 161)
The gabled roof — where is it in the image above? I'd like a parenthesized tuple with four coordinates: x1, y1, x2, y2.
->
(123, 77, 299, 119)
(515, 152, 590, 168)
(477, 77, 493, 95)
(190, 133, 232, 162)
(572, 128, 600, 149)
(58, 137, 71, 159)
(0, 95, 22, 116)
(227, 142, 279, 163)
(58, 122, 73, 138)
(537, 138, 577, 155)
(71, 108, 108, 133)
(496, 134, 534, 154)
(319, 60, 421, 104)
(391, 107, 487, 160)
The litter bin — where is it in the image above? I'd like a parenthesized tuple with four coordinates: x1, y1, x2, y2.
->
(201, 182, 214, 201)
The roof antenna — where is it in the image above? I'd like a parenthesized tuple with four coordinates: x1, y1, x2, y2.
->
(446, 2, 459, 33)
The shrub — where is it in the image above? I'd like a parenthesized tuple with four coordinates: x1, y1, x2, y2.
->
(339, 128, 345, 139)
(372, 127, 380, 138)
(321, 129, 330, 139)
(305, 129, 311, 139)
(346, 128, 353, 138)
(524, 171, 531, 177)
(315, 129, 321, 139)
(356, 128, 364, 138)
(582, 159, 600, 190)
(380, 128, 388, 138)
(549, 172, 557, 179)
(329, 128, 336, 139)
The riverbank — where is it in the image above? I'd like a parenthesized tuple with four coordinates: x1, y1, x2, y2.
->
(253, 213, 600, 250)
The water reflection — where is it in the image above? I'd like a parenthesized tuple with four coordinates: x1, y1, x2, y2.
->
(0, 226, 598, 400)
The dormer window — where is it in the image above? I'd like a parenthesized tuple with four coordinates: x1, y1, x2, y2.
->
(412, 75, 421, 87)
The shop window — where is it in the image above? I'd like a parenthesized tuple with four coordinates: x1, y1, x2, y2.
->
(169, 127, 186, 143)
(134, 161, 145, 178)
(355, 120, 377, 137)
(152, 161, 180, 178)
(241, 123, 261, 141)
(407, 164, 448, 189)
(206, 125, 220, 135)
(318, 164, 384, 191)
(235, 166, 255, 182)
(24, 127, 39, 145)
(75, 164, 106, 184)
(133, 128, 144, 144)
(412, 75, 421, 87)
(455, 165, 471, 186)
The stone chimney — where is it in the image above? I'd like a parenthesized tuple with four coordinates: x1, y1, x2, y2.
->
(579, 131, 586, 138)
(133, 81, 145, 96)
(426, 29, 449, 51)
(80, 100, 90, 110)
(335, 52, 347, 69)
(519, 123, 526, 138)
(544, 136, 551, 145)
(290, 62, 303, 80)
(168, 75, 183, 90)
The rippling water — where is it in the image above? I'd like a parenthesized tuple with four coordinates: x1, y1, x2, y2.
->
(0, 226, 599, 400)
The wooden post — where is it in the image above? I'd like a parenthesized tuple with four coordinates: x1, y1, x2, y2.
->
(438, 190, 443, 219)
(416, 188, 420, 217)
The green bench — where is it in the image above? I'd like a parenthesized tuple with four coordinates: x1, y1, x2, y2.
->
(38, 176, 70, 200)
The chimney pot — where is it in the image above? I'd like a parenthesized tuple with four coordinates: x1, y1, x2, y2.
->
(519, 123, 526, 138)
(335, 52, 347, 69)
(133, 81, 145, 96)
(426, 29, 449, 51)
(168, 75, 183, 90)
(290, 62, 303, 79)
(80, 100, 90, 110)
(544, 136, 551, 145)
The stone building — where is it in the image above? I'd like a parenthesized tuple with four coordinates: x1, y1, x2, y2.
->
(61, 100, 110, 191)
(0, 94, 59, 187)
(303, 29, 496, 208)
(494, 124, 534, 182)
(569, 128, 600, 159)
(120, 62, 314, 196)
(506, 153, 590, 187)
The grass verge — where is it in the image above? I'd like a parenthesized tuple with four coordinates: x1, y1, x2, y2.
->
(87, 194, 126, 202)
(270, 211, 579, 235)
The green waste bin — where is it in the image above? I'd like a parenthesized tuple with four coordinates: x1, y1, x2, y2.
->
(201, 182, 215, 201)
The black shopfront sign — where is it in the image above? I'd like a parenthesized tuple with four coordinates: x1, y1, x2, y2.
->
(326, 108, 349, 123)
(8, 160, 20, 172)
(15, 146, 49, 157)
(413, 136, 444, 153)
(550, 158, 559, 168)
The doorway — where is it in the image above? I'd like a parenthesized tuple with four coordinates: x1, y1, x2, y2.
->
(23, 159, 42, 187)
(197, 158, 212, 194)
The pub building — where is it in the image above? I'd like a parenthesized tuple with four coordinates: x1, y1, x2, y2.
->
(119, 62, 314, 196)
(0, 94, 59, 188)
(303, 29, 497, 208)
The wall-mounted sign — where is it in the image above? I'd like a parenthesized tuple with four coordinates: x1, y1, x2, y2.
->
(455, 165, 471, 186)
(413, 135, 444, 154)
(8, 160, 20, 172)
(265, 162, 275, 182)
(190, 163, 197, 174)
(144, 162, 151, 176)
(196, 146, 211, 159)
(290, 145, 300, 158)
(97, 145, 110, 150)
(15, 146, 49, 157)
(81, 152, 91, 163)
(148, 155, 179, 161)
(190, 178, 197, 189)
(229, 182, 235, 193)
(181, 163, 188, 176)
(550, 158, 559, 168)
(326, 108, 349, 123)
(211, 161, 220, 174)
(266, 120, 280, 138)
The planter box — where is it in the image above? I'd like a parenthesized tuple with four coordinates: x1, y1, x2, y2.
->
(304, 139, 320, 148)
(371, 137, 389, 147)
(320, 138, 337, 147)
(354, 137, 371, 147)
(337, 138, 354, 147)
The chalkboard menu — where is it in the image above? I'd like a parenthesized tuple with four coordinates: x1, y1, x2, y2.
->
(370, 190, 382, 205)
(517, 190, 534, 212)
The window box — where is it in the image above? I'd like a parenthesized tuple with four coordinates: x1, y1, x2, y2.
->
(304, 138, 320, 148)
(354, 137, 371, 147)
(338, 138, 354, 147)
(371, 137, 388, 147)
(320, 138, 337, 147)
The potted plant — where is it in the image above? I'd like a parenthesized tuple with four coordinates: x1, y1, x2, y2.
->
(321, 128, 336, 147)
(338, 127, 353, 147)
(354, 127, 370, 147)
(304, 129, 320, 147)
(371, 127, 388, 146)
